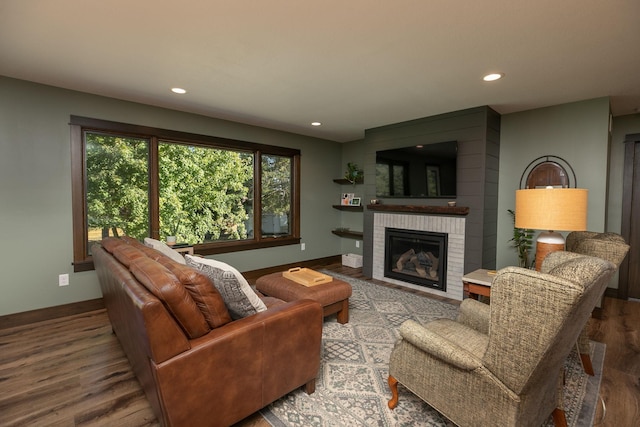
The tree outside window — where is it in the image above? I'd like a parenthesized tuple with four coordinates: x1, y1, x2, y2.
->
(261, 154, 292, 237)
(158, 142, 253, 244)
(71, 116, 300, 271)
(86, 132, 149, 254)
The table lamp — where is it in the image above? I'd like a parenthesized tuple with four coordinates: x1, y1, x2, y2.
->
(515, 187, 588, 271)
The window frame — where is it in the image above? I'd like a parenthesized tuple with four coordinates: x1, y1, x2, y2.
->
(70, 116, 300, 272)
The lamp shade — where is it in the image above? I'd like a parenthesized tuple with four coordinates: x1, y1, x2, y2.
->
(515, 188, 588, 231)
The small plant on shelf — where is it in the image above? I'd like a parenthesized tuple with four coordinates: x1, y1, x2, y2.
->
(344, 162, 364, 184)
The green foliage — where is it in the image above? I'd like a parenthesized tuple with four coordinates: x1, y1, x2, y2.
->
(86, 132, 277, 246)
(344, 162, 363, 184)
(158, 143, 253, 244)
(508, 209, 535, 268)
(86, 133, 149, 240)
(261, 155, 291, 216)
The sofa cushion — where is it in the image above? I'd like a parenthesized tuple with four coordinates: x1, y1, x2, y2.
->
(144, 237, 186, 264)
(122, 236, 174, 262)
(185, 255, 267, 319)
(101, 236, 127, 254)
(155, 257, 232, 328)
(112, 244, 148, 268)
(130, 256, 210, 339)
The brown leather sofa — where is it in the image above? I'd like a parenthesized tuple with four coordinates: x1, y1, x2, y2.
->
(93, 237, 323, 427)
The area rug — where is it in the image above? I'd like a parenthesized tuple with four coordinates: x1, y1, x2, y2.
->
(261, 272, 605, 427)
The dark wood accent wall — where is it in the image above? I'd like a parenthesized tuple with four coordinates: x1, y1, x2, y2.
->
(361, 106, 501, 276)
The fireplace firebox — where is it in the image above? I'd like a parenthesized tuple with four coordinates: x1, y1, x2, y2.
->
(384, 228, 447, 291)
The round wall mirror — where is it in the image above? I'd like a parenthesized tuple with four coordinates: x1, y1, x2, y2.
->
(520, 155, 576, 189)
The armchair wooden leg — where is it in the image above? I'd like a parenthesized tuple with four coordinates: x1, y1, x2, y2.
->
(580, 353, 595, 376)
(388, 375, 399, 409)
(552, 408, 568, 427)
(303, 379, 316, 395)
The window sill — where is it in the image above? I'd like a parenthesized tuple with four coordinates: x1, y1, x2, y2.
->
(185, 236, 302, 256)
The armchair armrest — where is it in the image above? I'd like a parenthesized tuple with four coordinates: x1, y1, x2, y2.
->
(457, 299, 490, 335)
(399, 320, 482, 370)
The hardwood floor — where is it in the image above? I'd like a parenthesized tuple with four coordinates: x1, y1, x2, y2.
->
(590, 296, 640, 426)
(1, 264, 638, 426)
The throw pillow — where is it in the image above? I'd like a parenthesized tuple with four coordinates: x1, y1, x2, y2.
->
(143, 237, 186, 265)
(185, 255, 267, 319)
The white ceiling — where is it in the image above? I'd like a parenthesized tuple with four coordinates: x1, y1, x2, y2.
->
(1, 0, 639, 142)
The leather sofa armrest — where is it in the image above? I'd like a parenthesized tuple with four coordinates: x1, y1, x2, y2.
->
(151, 299, 323, 427)
(399, 320, 482, 370)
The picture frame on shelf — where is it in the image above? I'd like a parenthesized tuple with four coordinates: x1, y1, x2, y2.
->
(341, 193, 355, 205)
(350, 197, 361, 206)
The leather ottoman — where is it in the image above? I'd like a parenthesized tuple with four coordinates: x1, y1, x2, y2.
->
(256, 272, 352, 324)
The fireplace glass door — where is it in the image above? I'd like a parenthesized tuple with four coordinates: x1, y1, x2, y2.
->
(384, 228, 447, 291)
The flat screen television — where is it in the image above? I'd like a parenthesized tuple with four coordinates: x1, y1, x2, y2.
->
(375, 140, 457, 198)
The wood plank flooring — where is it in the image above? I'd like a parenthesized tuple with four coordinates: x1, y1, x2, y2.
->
(0, 264, 638, 426)
(590, 296, 640, 426)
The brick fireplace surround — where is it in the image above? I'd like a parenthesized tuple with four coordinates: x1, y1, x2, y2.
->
(372, 210, 466, 301)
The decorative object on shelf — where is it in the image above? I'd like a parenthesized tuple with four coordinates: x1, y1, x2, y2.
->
(515, 187, 588, 271)
(520, 155, 577, 189)
(344, 162, 364, 185)
(349, 197, 361, 207)
(341, 193, 354, 205)
(447, 201, 456, 207)
(507, 209, 534, 268)
(370, 199, 381, 205)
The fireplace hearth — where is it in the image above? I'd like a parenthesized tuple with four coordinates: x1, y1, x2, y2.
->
(384, 228, 447, 291)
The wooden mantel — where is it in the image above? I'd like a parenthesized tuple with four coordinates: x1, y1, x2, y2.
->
(366, 204, 469, 216)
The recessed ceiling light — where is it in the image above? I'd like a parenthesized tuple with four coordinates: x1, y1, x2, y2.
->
(171, 87, 187, 94)
(311, 122, 322, 126)
(483, 73, 504, 82)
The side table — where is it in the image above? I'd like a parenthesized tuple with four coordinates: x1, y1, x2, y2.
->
(462, 269, 496, 300)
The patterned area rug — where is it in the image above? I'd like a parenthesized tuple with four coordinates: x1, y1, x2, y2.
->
(261, 272, 605, 427)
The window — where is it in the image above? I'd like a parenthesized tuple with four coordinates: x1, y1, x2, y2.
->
(158, 142, 254, 244)
(261, 154, 292, 237)
(71, 116, 300, 272)
(85, 132, 150, 252)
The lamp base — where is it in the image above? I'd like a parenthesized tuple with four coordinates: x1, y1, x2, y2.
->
(535, 231, 565, 271)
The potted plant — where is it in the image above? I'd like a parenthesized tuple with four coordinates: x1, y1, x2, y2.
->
(344, 162, 363, 185)
(166, 213, 182, 246)
(507, 209, 534, 268)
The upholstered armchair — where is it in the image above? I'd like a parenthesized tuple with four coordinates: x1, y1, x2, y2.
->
(565, 231, 630, 374)
(388, 252, 616, 427)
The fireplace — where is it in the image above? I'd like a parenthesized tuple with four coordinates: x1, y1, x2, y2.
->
(384, 228, 447, 291)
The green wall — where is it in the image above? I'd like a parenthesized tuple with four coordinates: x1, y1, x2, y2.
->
(338, 139, 366, 255)
(496, 97, 612, 268)
(0, 76, 342, 316)
(1, 75, 631, 317)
